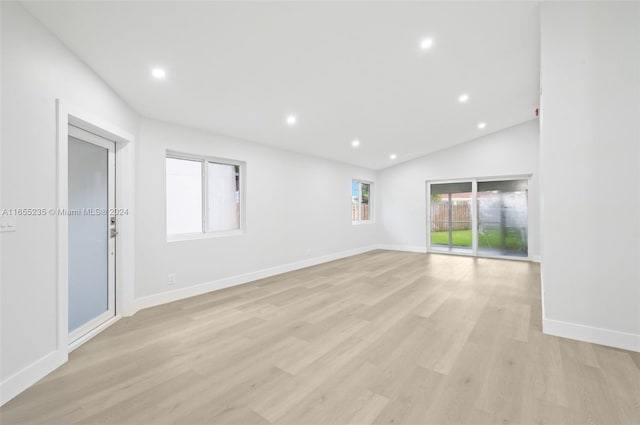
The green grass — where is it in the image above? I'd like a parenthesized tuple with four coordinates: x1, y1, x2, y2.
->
(431, 229, 526, 251)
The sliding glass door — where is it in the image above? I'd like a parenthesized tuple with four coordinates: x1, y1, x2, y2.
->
(428, 178, 529, 259)
(430, 182, 473, 254)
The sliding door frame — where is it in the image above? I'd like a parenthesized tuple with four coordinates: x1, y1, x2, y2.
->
(426, 174, 532, 261)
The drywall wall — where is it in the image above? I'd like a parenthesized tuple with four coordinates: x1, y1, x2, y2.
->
(134, 118, 378, 303)
(540, 2, 640, 350)
(0, 2, 139, 402)
(377, 119, 540, 258)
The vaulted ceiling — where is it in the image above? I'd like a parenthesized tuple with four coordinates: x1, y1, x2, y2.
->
(23, 1, 540, 169)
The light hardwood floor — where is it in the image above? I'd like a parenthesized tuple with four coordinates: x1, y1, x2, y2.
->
(1, 251, 639, 425)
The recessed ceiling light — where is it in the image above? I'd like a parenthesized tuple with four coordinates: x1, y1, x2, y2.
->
(151, 68, 166, 79)
(286, 114, 297, 126)
(420, 38, 434, 50)
(478, 122, 486, 129)
(459, 93, 469, 103)
(351, 140, 360, 147)
(390, 154, 397, 160)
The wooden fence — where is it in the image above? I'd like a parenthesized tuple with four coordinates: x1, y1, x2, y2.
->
(352, 204, 370, 221)
(430, 202, 471, 231)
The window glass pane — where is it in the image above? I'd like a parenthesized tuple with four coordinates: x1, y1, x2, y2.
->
(360, 183, 370, 221)
(208, 162, 240, 232)
(477, 180, 528, 257)
(166, 158, 202, 234)
(431, 182, 472, 195)
(478, 179, 527, 192)
(430, 188, 472, 253)
(352, 181, 359, 221)
(68, 138, 109, 332)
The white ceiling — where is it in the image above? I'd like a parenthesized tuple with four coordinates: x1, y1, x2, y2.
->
(23, 1, 540, 170)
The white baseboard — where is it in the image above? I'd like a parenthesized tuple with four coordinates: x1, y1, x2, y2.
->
(376, 244, 427, 253)
(132, 245, 378, 313)
(543, 318, 640, 352)
(0, 350, 67, 406)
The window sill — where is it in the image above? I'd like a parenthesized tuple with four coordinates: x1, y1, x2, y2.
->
(167, 229, 244, 242)
(352, 220, 374, 225)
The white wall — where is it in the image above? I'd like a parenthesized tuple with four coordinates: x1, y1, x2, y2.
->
(378, 120, 540, 257)
(540, 2, 640, 350)
(0, 2, 139, 402)
(134, 118, 378, 304)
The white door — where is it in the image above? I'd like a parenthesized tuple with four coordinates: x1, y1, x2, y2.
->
(68, 124, 116, 343)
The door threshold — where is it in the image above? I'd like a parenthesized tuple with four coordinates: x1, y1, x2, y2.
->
(69, 315, 121, 353)
(428, 250, 532, 262)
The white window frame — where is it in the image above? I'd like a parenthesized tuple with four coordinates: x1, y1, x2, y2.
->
(166, 151, 245, 241)
(425, 174, 531, 261)
(352, 179, 374, 224)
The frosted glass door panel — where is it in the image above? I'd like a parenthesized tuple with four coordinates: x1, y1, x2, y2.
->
(477, 179, 528, 257)
(68, 137, 109, 333)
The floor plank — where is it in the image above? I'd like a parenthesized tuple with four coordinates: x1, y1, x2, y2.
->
(1, 250, 638, 425)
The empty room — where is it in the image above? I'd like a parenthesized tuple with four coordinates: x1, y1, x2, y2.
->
(1, 1, 639, 424)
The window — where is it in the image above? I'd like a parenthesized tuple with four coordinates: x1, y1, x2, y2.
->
(352, 180, 372, 223)
(166, 153, 243, 238)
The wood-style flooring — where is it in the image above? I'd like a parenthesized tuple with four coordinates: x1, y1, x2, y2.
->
(1, 250, 639, 424)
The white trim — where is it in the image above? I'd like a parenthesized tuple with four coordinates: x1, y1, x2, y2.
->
(68, 125, 115, 149)
(56, 100, 70, 357)
(429, 249, 534, 262)
(69, 316, 122, 353)
(0, 351, 67, 406)
(471, 180, 478, 255)
(68, 113, 134, 145)
(376, 244, 428, 253)
(132, 245, 378, 313)
(540, 272, 547, 325)
(167, 229, 243, 242)
(543, 318, 640, 352)
(426, 174, 533, 185)
(378, 243, 537, 262)
(115, 136, 136, 316)
(425, 182, 431, 252)
(68, 310, 114, 344)
(166, 150, 244, 168)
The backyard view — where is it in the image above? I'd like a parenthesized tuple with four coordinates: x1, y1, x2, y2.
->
(352, 181, 370, 222)
(430, 179, 528, 257)
(430, 228, 526, 251)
